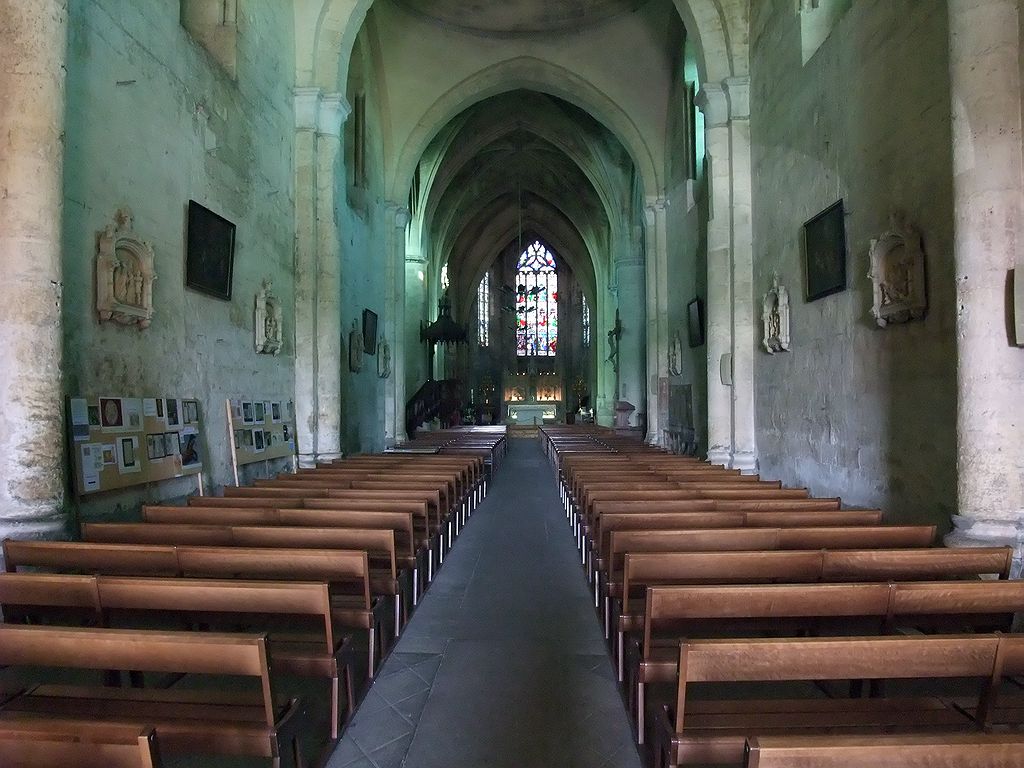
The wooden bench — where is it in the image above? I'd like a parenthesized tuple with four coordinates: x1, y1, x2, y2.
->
(635, 579, 1024, 742)
(744, 734, 1024, 768)
(0, 572, 356, 740)
(0, 624, 303, 767)
(0, 719, 162, 768)
(652, 633, 1012, 767)
(4, 538, 387, 682)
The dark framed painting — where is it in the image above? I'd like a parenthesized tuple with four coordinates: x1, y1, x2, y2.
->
(185, 200, 236, 301)
(803, 200, 848, 301)
(687, 297, 705, 348)
(362, 308, 378, 355)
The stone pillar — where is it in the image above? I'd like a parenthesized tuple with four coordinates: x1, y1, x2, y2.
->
(293, 88, 349, 466)
(405, 252, 428, 403)
(615, 256, 646, 426)
(293, 87, 320, 467)
(314, 94, 349, 461)
(944, 0, 1024, 561)
(724, 77, 758, 474)
(0, 0, 69, 542)
(644, 199, 671, 445)
(384, 204, 410, 445)
(697, 82, 734, 465)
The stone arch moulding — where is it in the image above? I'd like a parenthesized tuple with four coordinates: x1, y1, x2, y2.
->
(306, 0, 746, 94)
(388, 57, 662, 202)
(96, 207, 156, 329)
(868, 213, 928, 328)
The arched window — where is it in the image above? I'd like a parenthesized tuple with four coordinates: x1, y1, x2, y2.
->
(478, 273, 490, 347)
(582, 294, 591, 348)
(516, 241, 558, 357)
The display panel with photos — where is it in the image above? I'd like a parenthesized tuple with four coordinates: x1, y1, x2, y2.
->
(225, 398, 298, 485)
(67, 395, 204, 496)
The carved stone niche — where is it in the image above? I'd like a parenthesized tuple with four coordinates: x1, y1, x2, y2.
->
(254, 280, 283, 355)
(96, 208, 156, 329)
(868, 213, 928, 327)
(762, 273, 791, 354)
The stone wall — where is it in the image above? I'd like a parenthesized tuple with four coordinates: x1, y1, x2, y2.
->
(62, 0, 297, 518)
(749, 0, 957, 527)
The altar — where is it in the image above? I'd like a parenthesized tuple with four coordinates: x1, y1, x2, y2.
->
(504, 372, 562, 425)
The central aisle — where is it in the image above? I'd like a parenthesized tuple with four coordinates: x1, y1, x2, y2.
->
(328, 438, 642, 768)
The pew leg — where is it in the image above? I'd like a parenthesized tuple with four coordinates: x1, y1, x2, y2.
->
(604, 596, 611, 640)
(395, 596, 402, 640)
(368, 627, 377, 679)
(637, 682, 645, 745)
(428, 549, 434, 582)
(617, 631, 624, 683)
(346, 665, 355, 721)
(594, 579, 600, 609)
(413, 568, 419, 607)
(331, 674, 340, 740)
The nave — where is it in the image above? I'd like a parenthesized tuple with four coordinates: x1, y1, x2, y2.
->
(328, 437, 640, 768)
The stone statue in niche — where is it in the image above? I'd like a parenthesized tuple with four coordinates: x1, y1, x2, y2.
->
(377, 337, 392, 379)
(868, 213, 928, 327)
(254, 280, 283, 355)
(668, 331, 684, 376)
(761, 273, 791, 354)
(96, 207, 156, 329)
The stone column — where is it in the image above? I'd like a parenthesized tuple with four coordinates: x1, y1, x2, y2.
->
(384, 204, 410, 445)
(405, 252, 428, 402)
(293, 88, 349, 466)
(724, 77, 758, 474)
(697, 82, 734, 465)
(0, 0, 69, 543)
(314, 93, 349, 461)
(615, 256, 646, 426)
(644, 198, 671, 444)
(944, 0, 1024, 561)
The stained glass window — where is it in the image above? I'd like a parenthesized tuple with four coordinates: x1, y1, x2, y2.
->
(516, 241, 558, 357)
(440, 263, 449, 292)
(582, 294, 591, 348)
(478, 272, 490, 347)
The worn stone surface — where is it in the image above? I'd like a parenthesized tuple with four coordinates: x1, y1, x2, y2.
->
(60, 0, 297, 514)
(749, 0, 958, 527)
(0, 0, 69, 540)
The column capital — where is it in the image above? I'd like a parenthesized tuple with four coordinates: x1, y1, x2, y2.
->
(643, 197, 669, 225)
(294, 86, 322, 131)
(723, 76, 751, 120)
(387, 203, 411, 229)
(696, 82, 729, 127)
(318, 92, 352, 137)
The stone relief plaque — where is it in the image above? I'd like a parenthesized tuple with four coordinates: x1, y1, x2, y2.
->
(254, 280, 283, 355)
(96, 208, 156, 329)
(377, 337, 392, 379)
(668, 331, 684, 376)
(868, 213, 928, 327)
(762, 273, 791, 354)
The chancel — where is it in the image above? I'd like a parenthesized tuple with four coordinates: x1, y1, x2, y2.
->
(1, 0, 1024, 766)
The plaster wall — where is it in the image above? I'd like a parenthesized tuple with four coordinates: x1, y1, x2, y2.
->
(339, 31, 390, 454)
(61, 0, 297, 519)
(750, 0, 957, 527)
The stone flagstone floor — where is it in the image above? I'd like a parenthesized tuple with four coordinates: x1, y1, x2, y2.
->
(326, 438, 643, 768)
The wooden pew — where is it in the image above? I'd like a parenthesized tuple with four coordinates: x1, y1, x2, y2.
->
(84, 521, 399, 646)
(635, 579, 1024, 742)
(652, 633, 1008, 767)
(0, 572, 356, 740)
(744, 734, 1024, 768)
(0, 624, 303, 767)
(0, 720, 162, 768)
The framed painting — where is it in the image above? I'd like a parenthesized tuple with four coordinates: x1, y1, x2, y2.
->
(185, 200, 236, 301)
(362, 308, 378, 355)
(803, 200, 848, 301)
(687, 297, 705, 348)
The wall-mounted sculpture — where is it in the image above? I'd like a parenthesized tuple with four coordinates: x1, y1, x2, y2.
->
(868, 213, 928, 327)
(668, 330, 684, 375)
(348, 321, 363, 373)
(254, 280, 283, 355)
(377, 337, 392, 379)
(96, 207, 156, 329)
(761, 273, 791, 354)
